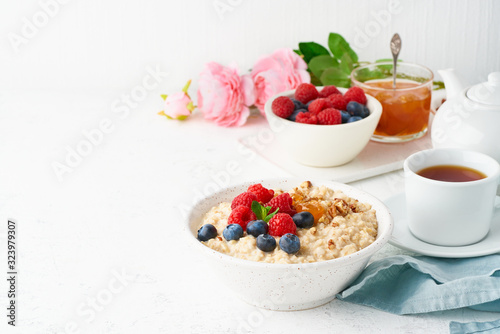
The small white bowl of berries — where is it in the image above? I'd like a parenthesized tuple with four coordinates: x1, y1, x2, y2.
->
(264, 83, 382, 167)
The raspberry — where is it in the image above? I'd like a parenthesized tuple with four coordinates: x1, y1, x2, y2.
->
(307, 98, 333, 114)
(266, 193, 296, 216)
(271, 96, 295, 118)
(317, 108, 342, 125)
(344, 86, 367, 105)
(268, 213, 297, 237)
(247, 184, 274, 203)
(228, 205, 257, 230)
(327, 94, 348, 111)
(319, 85, 341, 98)
(295, 112, 318, 124)
(231, 192, 257, 209)
(294, 83, 319, 104)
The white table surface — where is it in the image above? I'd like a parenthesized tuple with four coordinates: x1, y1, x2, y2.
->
(1, 91, 499, 334)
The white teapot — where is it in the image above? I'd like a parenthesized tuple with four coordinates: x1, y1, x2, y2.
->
(431, 70, 500, 162)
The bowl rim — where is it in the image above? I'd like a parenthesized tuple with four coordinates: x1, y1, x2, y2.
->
(264, 87, 382, 129)
(185, 178, 394, 269)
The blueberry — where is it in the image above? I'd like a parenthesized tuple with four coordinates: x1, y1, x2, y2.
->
(346, 101, 364, 117)
(223, 224, 244, 241)
(288, 109, 303, 122)
(197, 224, 217, 241)
(292, 212, 314, 229)
(360, 105, 370, 118)
(340, 110, 350, 123)
(279, 233, 300, 254)
(290, 98, 306, 110)
(246, 220, 269, 237)
(256, 234, 277, 252)
(347, 116, 363, 123)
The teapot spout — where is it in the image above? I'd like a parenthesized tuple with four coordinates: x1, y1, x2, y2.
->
(438, 69, 469, 100)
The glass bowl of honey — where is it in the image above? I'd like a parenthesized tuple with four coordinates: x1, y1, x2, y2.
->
(351, 62, 433, 143)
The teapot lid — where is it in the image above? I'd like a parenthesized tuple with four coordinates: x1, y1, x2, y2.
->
(467, 72, 500, 105)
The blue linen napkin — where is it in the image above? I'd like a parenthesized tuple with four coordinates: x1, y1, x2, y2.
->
(450, 318, 500, 334)
(336, 255, 500, 333)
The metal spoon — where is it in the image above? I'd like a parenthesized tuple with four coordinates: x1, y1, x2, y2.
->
(390, 33, 401, 89)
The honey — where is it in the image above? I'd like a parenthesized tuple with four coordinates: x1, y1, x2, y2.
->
(361, 79, 432, 138)
(295, 201, 325, 224)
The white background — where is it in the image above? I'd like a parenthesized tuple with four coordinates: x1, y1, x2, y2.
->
(1, 1, 500, 333)
(1, 0, 499, 94)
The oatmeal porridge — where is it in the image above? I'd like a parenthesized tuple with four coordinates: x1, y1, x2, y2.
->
(198, 181, 378, 264)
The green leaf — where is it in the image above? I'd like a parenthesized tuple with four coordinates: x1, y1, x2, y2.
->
(250, 201, 279, 223)
(299, 42, 330, 63)
(433, 80, 445, 90)
(308, 55, 338, 80)
(160, 94, 168, 101)
(328, 33, 358, 64)
(251, 201, 267, 221)
(339, 53, 354, 75)
(265, 208, 279, 223)
(309, 72, 323, 86)
(354, 66, 389, 83)
(375, 58, 403, 63)
(320, 67, 351, 88)
(293, 49, 303, 56)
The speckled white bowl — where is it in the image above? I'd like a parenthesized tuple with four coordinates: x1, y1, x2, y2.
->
(264, 87, 382, 167)
(185, 179, 393, 311)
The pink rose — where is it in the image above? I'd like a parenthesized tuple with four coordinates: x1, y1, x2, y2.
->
(251, 48, 310, 114)
(197, 62, 255, 127)
(158, 80, 195, 120)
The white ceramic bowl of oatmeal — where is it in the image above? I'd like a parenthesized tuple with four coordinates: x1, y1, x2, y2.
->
(186, 179, 393, 311)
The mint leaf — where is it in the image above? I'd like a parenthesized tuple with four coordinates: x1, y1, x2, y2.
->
(308, 55, 338, 80)
(328, 33, 358, 64)
(251, 201, 280, 223)
(251, 201, 267, 221)
(299, 42, 331, 63)
(265, 208, 279, 223)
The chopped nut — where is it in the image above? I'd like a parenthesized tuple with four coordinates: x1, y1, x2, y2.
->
(301, 181, 312, 188)
(334, 198, 351, 216)
(310, 227, 317, 235)
(274, 189, 284, 196)
(217, 236, 223, 241)
(318, 215, 330, 224)
(328, 239, 335, 250)
(328, 205, 337, 218)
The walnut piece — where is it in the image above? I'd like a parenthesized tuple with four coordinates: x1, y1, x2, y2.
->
(334, 198, 351, 216)
(328, 205, 337, 218)
(318, 215, 330, 224)
(328, 239, 335, 250)
(300, 181, 312, 189)
(274, 189, 284, 196)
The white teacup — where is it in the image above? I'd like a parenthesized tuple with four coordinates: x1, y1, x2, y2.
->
(404, 148, 500, 246)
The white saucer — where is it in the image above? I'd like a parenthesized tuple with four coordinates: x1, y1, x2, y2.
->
(384, 193, 500, 258)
